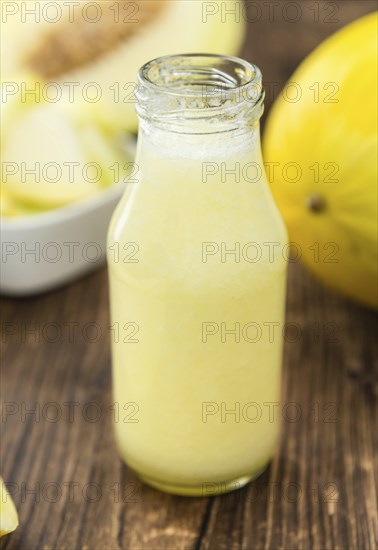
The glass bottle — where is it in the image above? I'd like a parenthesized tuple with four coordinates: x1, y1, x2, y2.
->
(107, 54, 288, 496)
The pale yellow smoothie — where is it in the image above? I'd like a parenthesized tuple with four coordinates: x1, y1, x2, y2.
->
(108, 118, 287, 495)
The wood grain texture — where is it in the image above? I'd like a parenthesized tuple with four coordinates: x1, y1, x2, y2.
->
(1, 2, 377, 549)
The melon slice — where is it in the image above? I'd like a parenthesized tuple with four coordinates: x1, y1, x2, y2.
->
(1, 101, 129, 208)
(0, 477, 18, 537)
(1, 0, 245, 132)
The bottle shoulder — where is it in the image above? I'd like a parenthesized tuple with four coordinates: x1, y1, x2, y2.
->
(107, 143, 288, 289)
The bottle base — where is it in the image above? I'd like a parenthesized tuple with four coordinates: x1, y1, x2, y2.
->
(136, 466, 268, 497)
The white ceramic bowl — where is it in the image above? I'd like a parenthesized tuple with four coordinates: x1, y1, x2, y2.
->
(1, 180, 126, 296)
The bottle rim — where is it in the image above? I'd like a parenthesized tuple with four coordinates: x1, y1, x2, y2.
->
(138, 53, 262, 98)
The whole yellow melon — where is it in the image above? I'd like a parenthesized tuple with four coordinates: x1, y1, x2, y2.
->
(263, 13, 377, 308)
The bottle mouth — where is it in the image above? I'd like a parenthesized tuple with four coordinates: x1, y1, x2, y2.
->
(139, 53, 262, 96)
(136, 54, 264, 134)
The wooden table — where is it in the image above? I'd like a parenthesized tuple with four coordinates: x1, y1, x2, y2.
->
(1, 2, 377, 549)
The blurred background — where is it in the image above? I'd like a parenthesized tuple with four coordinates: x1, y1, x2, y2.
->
(1, 1, 377, 549)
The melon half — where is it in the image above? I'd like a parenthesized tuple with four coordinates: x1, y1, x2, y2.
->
(0, 477, 18, 537)
(2, 0, 245, 133)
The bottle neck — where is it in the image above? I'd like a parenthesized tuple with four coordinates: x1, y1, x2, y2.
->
(136, 54, 264, 137)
